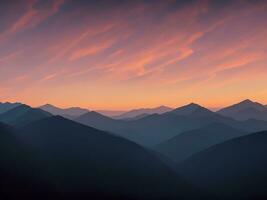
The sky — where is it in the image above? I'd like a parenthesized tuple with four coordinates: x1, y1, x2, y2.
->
(0, 0, 267, 110)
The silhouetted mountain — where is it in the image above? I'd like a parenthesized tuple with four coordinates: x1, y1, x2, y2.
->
(75, 104, 267, 147)
(0, 104, 52, 127)
(119, 113, 195, 146)
(119, 110, 240, 146)
(177, 131, 267, 199)
(155, 123, 247, 162)
(121, 113, 150, 121)
(0, 122, 55, 199)
(114, 106, 172, 119)
(217, 99, 267, 121)
(171, 103, 215, 117)
(40, 104, 89, 118)
(96, 110, 126, 117)
(75, 111, 214, 146)
(11, 116, 202, 200)
(0, 102, 21, 114)
(237, 118, 267, 132)
(75, 111, 125, 131)
(74, 104, 227, 146)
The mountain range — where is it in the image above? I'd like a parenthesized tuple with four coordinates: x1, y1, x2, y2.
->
(1, 100, 267, 147)
(0, 99, 267, 199)
(75, 102, 267, 146)
(113, 106, 172, 119)
(0, 104, 52, 127)
(0, 102, 21, 114)
(217, 99, 267, 121)
(96, 110, 126, 117)
(39, 104, 172, 120)
(39, 104, 89, 119)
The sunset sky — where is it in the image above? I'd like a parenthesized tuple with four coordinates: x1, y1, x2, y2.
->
(0, 0, 267, 110)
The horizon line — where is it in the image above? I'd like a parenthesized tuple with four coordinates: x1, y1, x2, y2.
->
(1, 98, 266, 112)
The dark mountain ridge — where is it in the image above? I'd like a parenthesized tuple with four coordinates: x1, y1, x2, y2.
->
(177, 131, 267, 199)
(13, 116, 202, 199)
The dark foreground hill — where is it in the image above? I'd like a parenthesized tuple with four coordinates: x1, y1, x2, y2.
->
(155, 123, 247, 162)
(177, 131, 267, 199)
(0, 122, 54, 199)
(0, 117, 205, 200)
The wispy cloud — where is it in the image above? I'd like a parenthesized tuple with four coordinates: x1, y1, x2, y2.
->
(0, 0, 267, 108)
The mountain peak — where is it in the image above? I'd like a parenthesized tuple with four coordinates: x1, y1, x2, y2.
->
(234, 99, 266, 108)
(157, 105, 171, 109)
(239, 99, 256, 105)
(242, 99, 253, 103)
(188, 103, 201, 107)
(219, 99, 266, 113)
(77, 111, 113, 120)
(14, 104, 32, 110)
(113, 105, 172, 119)
(41, 103, 57, 108)
(171, 103, 210, 116)
(40, 104, 89, 117)
(217, 99, 266, 120)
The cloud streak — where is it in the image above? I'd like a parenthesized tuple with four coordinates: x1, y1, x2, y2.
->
(0, 0, 267, 109)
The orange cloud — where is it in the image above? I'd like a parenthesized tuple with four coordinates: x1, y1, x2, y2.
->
(0, 0, 267, 109)
(0, 0, 65, 43)
(69, 38, 117, 61)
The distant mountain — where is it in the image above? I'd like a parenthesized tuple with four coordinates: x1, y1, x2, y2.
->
(0, 102, 21, 114)
(217, 99, 267, 121)
(7, 116, 201, 199)
(75, 111, 125, 131)
(171, 103, 215, 117)
(116, 108, 243, 147)
(208, 107, 221, 112)
(237, 118, 267, 132)
(121, 113, 150, 121)
(177, 131, 267, 199)
(40, 104, 89, 118)
(96, 110, 126, 117)
(0, 104, 52, 127)
(75, 104, 267, 147)
(75, 111, 211, 146)
(155, 123, 247, 162)
(113, 106, 172, 119)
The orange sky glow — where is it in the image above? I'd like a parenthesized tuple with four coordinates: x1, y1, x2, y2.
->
(0, 0, 267, 110)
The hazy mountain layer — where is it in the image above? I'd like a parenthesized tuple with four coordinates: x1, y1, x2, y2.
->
(155, 123, 247, 162)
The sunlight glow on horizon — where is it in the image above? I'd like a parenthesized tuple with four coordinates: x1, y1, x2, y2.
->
(0, 0, 267, 110)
